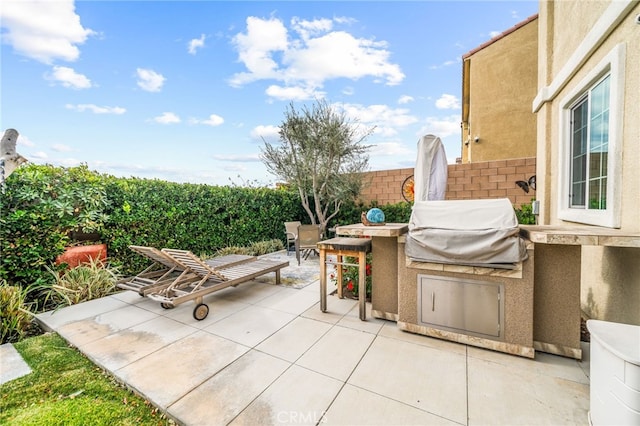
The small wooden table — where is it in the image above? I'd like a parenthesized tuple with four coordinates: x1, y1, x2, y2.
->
(335, 223, 409, 320)
(318, 237, 372, 320)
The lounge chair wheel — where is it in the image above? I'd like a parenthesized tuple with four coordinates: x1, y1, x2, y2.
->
(193, 303, 209, 321)
(160, 302, 174, 309)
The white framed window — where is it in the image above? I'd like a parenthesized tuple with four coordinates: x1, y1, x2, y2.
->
(558, 44, 625, 228)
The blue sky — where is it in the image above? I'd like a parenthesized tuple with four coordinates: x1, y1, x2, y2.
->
(1, 0, 538, 186)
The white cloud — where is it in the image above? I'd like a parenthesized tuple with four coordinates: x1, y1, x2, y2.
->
(284, 31, 403, 87)
(489, 30, 501, 38)
(212, 153, 261, 162)
(342, 86, 355, 96)
(66, 104, 126, 114)
(369, 142, 412, 156)
(190, 114, 224, 127)
(339, 103, 418, 129)
(136, 68, 165, 92)
(229, 16, 404, 98)
(0, 0, 94, 64)
(52, 143, 72, 152)
(202, 114, 224, 126)
(398, 95, 414, 104)
(373, 127, 398, 137)
(429, 59, 460, 70)
(417, 114, 461, 138)
(290, 17, 333, 41)
(17, 135, 35, 147)
(31, 151, 48, 159)
(265, 84, 324, 101)
(47, 66, 92, 89)
(188, 34, 206, 55)
(151, 112, 181, 124)
(230, 17, 288, 85)
(223, 164, 248, 172)
(435, 94, 460, 110)
(57, 158, 82, 166)
(250, 125, 280, 141)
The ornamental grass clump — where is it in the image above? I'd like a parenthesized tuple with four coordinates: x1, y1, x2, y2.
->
(0, 280, 35, 344)
(46, 257, 120, 307)
(212, 239, 285, 257)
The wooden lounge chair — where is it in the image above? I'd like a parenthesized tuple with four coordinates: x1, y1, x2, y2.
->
(146, 248, 289, 320)
(117, 245, 255, 296)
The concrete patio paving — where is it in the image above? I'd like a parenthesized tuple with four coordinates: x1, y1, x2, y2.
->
(35, 260, 591, 425)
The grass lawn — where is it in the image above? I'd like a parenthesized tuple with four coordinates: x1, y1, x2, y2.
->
(0, 333, 175, 426)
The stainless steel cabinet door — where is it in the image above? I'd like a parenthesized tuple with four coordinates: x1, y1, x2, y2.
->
(419, 275, 503, 339)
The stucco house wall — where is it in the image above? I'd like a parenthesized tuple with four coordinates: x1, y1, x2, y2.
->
(534, 0, 639, 324)
(461, 15, 538, 163)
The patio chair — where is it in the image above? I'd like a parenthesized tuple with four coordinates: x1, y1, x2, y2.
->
(284, 221, 301, 255)
(296, 224, 321, 266)
(147, 248, 289, 320)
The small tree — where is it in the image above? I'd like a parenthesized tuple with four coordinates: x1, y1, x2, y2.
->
(261, 100, 374, 234)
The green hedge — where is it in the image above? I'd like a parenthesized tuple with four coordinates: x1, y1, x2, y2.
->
(1, 164, 305, 291)
(102, 177, 305, 275)
(330, 199, 413, 228)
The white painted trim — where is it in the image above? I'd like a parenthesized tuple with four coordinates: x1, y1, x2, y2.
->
(532, 0, 636, 112)
(557, 44, 625, 228)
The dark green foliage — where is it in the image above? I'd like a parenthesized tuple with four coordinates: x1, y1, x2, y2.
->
(515, 199, 536, 224)
(103, 178, 303, 276)
(330, 200, 413, 228)
(0, 164, 109, 296)
(1, 164, 305, 297)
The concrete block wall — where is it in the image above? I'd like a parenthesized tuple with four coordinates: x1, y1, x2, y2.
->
(359, 157, 536, 208)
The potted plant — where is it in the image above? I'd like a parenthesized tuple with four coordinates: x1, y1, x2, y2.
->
(12, 165, 114, 267)
(47, 173, 111, 268)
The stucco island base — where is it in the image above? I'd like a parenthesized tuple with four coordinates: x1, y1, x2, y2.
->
(397, 238, 536, 359)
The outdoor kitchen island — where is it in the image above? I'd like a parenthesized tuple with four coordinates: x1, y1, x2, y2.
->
(336, 215, 537, 359)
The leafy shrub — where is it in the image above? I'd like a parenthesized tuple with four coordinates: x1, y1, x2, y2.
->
(0, 164, 110, 292)
(45, 258, 120, 307)
(0, 281, 35, 344)
(102, 177, 303, 277)
(331, 199, 413, 228)
(515, 199, 536, 224)
(1, 164, 305, 300)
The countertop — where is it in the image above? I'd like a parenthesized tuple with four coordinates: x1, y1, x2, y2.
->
(520, 225, 640, 248)
(335, 223, 409, 237)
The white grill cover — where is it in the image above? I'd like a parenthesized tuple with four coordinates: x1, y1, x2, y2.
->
(414, 134, 447, 201)
(405, 198, 528, 268)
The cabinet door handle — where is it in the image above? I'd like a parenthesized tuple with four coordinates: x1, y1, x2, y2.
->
(432, 291, 435, 311)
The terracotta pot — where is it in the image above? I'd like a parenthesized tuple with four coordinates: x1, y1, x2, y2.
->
(55, 244, 107, 268)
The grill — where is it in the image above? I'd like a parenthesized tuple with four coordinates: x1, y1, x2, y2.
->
(405, 198, 528, 269)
